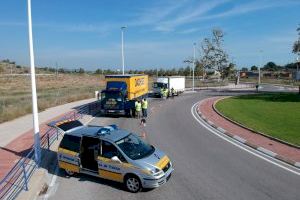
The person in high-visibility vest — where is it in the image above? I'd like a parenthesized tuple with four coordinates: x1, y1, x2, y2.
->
(142, 98, 148, 118)
(171, 87, 175, 97)
(135, 100, 142, 119)
(162, 88, 168, 99)
(160, 88, 164, 98)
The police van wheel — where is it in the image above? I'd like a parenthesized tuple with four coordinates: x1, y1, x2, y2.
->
(65, 169, 75, 176)
(125, 175, 141, 193)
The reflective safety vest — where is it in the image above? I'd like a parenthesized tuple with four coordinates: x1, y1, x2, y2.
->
(135, 102, 142, 111)
(142, 100, 148, 109)
(163, 89, 168, 97)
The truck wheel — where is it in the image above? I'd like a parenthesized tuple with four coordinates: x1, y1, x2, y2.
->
(124, 175, 141, 193)
(126, 109, 133, 118)
(65, 169, 75, 176)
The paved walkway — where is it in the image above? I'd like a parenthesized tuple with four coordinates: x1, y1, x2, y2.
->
(0, 98, 95, 180)
(198, 97, 300, 162)
(0, 98, 95, 147)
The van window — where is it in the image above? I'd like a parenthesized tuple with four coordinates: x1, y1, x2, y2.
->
(102, 141, 126, 162)
(60, 135, 81, 153)
(57, 120, 83, 131)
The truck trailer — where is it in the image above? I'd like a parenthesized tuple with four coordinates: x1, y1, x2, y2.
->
(100, 74, 148, 116)
(152, 76, 185, 97)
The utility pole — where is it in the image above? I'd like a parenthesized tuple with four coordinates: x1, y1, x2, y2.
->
(193, 43, 196, 91)
(121, 26, 126, 75)
(27, 0, 41, 166)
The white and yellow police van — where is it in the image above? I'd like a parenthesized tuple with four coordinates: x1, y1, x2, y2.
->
(56, 123, 173, 192)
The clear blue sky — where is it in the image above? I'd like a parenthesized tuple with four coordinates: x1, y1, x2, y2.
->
(0, 0, 299, 70)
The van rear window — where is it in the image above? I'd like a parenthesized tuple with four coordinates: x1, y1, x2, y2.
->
(60, 135, 81, 153)
(58, 120, 83, 131)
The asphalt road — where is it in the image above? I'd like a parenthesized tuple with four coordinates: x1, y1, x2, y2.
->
(49, 90, 300, 200)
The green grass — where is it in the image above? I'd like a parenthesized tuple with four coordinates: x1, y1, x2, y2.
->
(215, 93, 300, 146)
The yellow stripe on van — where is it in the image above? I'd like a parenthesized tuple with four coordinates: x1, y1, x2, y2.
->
(97, 156, 111, 162)
(98, 169, 123, 182)
(122, 163, 136, 169)
(58, 148, 78, 156)
(156, 155, 170, 170)
(58, 161, 80, 173)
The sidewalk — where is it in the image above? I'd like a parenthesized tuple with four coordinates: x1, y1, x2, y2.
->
(0, 98, 95, 147)
(0, 98, 95, 180)
(198, 97, 300, 164)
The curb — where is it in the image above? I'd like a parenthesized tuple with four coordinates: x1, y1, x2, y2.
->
(196, 99, 300, 169)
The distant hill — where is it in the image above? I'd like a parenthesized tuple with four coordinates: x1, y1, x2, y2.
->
(0, 59, 54, 75)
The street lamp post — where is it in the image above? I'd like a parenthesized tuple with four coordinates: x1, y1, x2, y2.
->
(259, 50, 263, 85)
(27, 0, 41, 166)
(121, 26, 126, 75)
(193, 43, 196, 91)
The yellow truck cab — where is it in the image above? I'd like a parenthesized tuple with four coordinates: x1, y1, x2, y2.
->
(100, 74, 148, 116)
(57, 123, 173, 192)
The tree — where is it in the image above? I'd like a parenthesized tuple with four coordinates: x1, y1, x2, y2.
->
(58, 68, 65, 73)
(262, 62, 282, 71)
(284, 62, 298, 69)
(200, 28, 229, 78)
(241, 67, 248, 72)
(250, 65, 258, 71)
(158, 68, 165, 76)
(79, 68, 85, 74)
(194, 60, 204, 76)
(95, 69, 103, 74)
(184, 66, 191, 76)
(292, 24, 300, 56)
(223, 63, 235, 78)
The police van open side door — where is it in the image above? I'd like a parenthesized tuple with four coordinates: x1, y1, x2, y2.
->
(50, 120, 83, 174)
(97, 140, 127, 182)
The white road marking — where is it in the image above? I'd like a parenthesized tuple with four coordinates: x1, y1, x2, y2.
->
(49, 166, 59, 187)
(257, 147, 277, 157)
(191, 102, 300, 176)
(233, 135, 247, 144)
(216, 127, 226, 133)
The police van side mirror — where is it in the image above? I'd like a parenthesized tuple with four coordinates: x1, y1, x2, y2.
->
(111, 156, 122, 163)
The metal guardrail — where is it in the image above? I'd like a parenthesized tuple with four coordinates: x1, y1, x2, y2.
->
(0, 100, 101, 200)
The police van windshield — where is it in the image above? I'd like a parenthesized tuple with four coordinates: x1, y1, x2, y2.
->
(116, 133, 154, 160)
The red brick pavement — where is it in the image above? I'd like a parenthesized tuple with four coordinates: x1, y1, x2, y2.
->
(0, 111, 76, 180)
(199, 97, 300, 162)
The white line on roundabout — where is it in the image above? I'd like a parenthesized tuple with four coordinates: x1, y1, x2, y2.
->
(191, 101, 300, 176)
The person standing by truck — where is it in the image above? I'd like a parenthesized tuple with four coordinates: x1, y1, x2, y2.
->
(171, 87, 175, 97)
(152, 76, 185, 98)
(142, 98, 148, 118)
(162, 88, 168, 99)
(135, 100, 142, 119)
